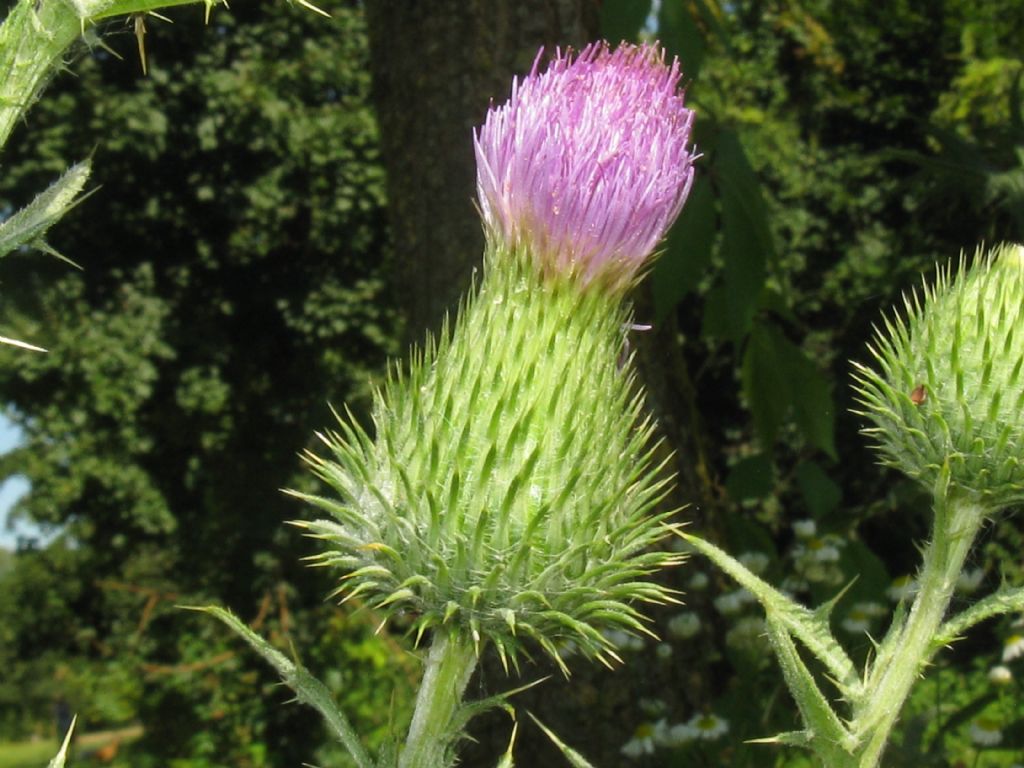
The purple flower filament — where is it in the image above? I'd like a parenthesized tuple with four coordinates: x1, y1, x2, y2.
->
(475, 42, 697, 292)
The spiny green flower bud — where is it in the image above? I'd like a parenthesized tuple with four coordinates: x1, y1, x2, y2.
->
(854, 243, 1024, 508)
(292, 43, 694, 671)
(294, 250, 682, 669)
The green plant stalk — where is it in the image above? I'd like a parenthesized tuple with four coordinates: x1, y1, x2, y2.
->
(845, 491, 986, 768)
(399, 631, 478, 768)
(0, 0, 81, 149)
(0, 0, 215, 150)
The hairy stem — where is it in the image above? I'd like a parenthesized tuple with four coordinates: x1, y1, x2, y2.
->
(399, 631, 478, 768)
(0, 0, 83, 149)
(846, 492, 986, 768)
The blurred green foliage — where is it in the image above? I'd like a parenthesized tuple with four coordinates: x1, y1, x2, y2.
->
(0, 1, 411, 764)
(2, 0, 1024, 766)
(591, 0, 1024, 765)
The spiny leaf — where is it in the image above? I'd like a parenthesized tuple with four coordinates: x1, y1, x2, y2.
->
(764, 617, 855, 761)
(47, 716, 76, 768)
(494, 721, 518, 768)
(528, 712, 598, 768)
(0, 334, 46, 352)
(682, 532, 861, 697)
(186, 605, 374, 768)
(935, 584, 1024, 648)
(0, 159, 92, 261)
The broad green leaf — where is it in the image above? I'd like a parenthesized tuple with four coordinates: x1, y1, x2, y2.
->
(681, 532, 860, 697)
(47, 716, 76, 768)
(652, 176, 716, 319)
(716, 130, 773, 341)
(659, 0, 705, 80)
(189, 605, 374, 768)
(701, 282, 732, 339)
(598, 0, 651, 44)
(528, 713, 597, 768)
(742, 324, 837, 456)
(0, 159, 91, 262)
(741, 324, 789, 447)
(760, 286, 799, 326)
(785, 342, 836, 458)
(796, 461, 841, 518)
(725, 453, 774, 501)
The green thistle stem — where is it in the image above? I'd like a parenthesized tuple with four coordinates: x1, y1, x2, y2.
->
(399, 631, 478, 768)
(847, 491, 986, 768)
(0, 0, 218, 151)
(0, 0, 81, 149)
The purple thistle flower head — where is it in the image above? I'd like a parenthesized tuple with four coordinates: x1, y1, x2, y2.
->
(475, 41, 697, 293)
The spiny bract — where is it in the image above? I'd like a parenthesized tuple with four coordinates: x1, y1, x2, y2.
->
(292, 247, 682, 672)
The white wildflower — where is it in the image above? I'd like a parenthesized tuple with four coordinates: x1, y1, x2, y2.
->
(667, 611, 701, 640)
(683, 712, 729, 741)
(989, 665, 1013, 686)
(662, 722, 697, 747)
(793, 519, 817, 539)
(886, 575, 917, 602)
(621, 721, 665, 757)
(969, 718, 1003, 747)
(1002, 634, 1024, 663)
(957, 567, 985, 594)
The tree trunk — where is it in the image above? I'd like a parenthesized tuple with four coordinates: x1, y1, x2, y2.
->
(366, 0, 600, 341)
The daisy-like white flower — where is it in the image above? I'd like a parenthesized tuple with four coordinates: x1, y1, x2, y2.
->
(792, 533, 846, 584)
(1004, 634, 1024, 662)
(663, 721, 697, 747)
(667, 611, 701, 640)
(886, 574, 918, 602)
(969, 717, 1003, 746)
(956, 567, 985, 593)
(683, 712, 730, 741)
(841, 605, 875, 634)
(988, 665, 1013, 686)
(840, 602, 886, 634)
(792, 518, 817, 539)
(621, 721, 666, 757)
(795, 534, 842, 563)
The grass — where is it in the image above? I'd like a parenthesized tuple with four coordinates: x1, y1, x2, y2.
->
(0, 739, 59, 768)
(0, 725, 142, 768)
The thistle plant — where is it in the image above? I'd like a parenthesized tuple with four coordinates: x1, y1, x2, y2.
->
(685, 242, 1024, 767)
(201, 41, 697, 768)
